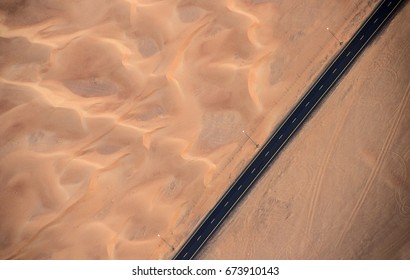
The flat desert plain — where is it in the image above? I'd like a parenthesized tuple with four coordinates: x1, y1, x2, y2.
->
(0, 0, 383, 259)
(199, 2, 410, 259)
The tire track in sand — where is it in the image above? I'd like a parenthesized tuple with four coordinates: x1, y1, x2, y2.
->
(305, 88, 357, 237)
(336, 80, 410, 248)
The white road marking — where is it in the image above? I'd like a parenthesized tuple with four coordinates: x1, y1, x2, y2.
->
(332, 68, 337, 74)
(360, 35, 364, 40)
(183, 253, 188, 258)
(197, 235, 202, 241)
(251, 168, 256, 174)
(374, 18, 379, 23)
(388, 2, 392, 7)
(210, 218, 215, 224)
(224, 201, 229, 207)
(292, 118, 297, 123)
(265, 151, 270, 157)
(305, 101, 310, 107)
(319, 85, 323, 90)
(279, 134, 283, 139)
(346, 51, 351, 57)
(238, 185, 242, 190)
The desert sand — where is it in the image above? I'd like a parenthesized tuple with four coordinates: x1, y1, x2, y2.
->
(198, 2, 410, 259)
(0, 0, 380, 259)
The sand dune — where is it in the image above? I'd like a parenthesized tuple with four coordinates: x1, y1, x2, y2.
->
(1, 0, 379, 259)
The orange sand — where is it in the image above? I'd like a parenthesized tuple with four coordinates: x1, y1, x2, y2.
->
(0, 0, 379, 259)
(199, 2, 410, 259)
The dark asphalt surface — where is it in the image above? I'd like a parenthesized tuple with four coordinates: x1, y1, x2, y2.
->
(173, 0, 405, 260)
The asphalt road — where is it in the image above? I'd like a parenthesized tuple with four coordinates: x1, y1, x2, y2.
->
(173, 0, 405, 260)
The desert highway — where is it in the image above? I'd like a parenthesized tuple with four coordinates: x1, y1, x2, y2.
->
(174, 0, 405, 260)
